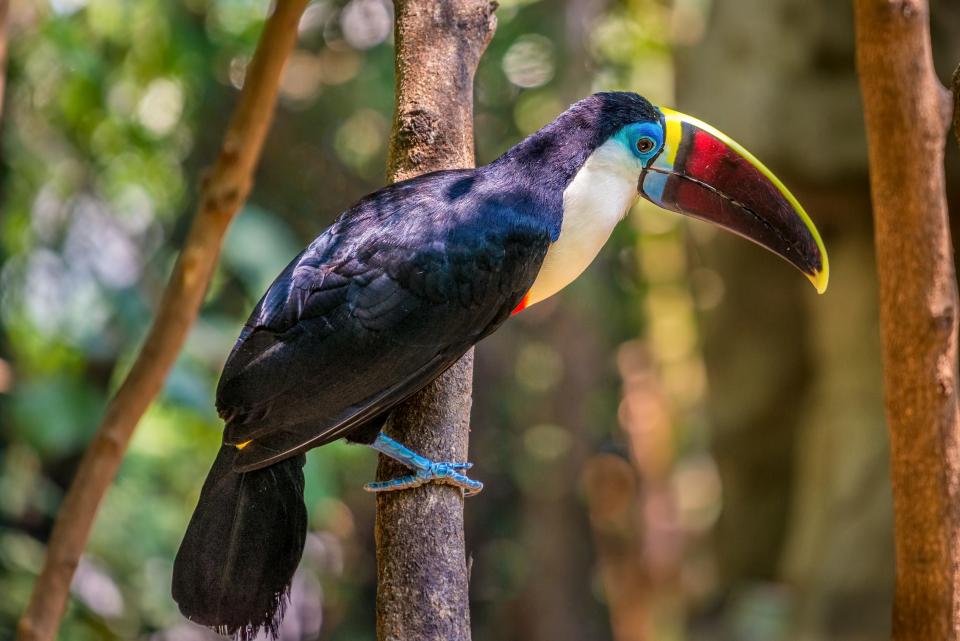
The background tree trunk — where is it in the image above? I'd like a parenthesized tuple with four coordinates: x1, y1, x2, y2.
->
(854, 1, 959, 639)
(676, 1, 901, 638)
(374, 2, 496, 640)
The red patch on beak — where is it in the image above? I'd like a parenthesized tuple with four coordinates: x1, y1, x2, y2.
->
(512, 293, 531, 315)
(685, 129, 727, 183)
(673, 130, 732, 216)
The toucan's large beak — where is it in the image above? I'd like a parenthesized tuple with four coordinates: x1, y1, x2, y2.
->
(639, 108, 829, 294)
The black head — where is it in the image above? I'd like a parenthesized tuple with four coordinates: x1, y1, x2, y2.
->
(493, 92, 661, 191)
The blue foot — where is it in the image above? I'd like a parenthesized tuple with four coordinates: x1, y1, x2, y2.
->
(364, 433, 484, 496)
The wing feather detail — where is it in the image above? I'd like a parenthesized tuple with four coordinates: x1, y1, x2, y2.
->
(215, 169, 551, 470)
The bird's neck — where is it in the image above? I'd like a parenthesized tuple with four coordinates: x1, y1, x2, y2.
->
(523, 138, 642, 306)
(490, 104, 615, 210)
(488, 108, 642, 308)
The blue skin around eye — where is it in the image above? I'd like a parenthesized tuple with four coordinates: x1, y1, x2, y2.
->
(614, 121, 664, 163)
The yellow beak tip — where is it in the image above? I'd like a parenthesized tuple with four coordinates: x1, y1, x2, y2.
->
(808, 269, 829, 295)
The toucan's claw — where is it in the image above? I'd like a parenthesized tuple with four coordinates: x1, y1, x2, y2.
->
(364, 467, 484, 496)
(365, 432, 484, 496)
(364, 475, 428, 493)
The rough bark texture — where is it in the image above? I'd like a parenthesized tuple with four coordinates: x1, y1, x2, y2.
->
(374, 2, 495, 641)
(853, 1, 959, 639)
(14, 3, 307, 640)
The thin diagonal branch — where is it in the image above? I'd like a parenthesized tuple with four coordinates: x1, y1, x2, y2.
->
(15, 3, 307, 639)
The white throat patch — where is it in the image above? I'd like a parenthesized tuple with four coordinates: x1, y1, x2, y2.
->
(524, 138, 642, 306)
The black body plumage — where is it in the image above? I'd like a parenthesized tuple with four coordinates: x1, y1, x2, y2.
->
(217, 167, 553, 468)
(173, 447, 306, 639)
(172, 92, 661, 638)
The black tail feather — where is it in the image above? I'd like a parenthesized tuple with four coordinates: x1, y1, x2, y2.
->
(172, 445, 307, 640)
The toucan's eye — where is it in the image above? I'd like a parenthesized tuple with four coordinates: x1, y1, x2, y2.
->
(636, 136, 656, 154)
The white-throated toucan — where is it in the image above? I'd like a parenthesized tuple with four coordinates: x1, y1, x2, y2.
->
(172, 92, 828, 639)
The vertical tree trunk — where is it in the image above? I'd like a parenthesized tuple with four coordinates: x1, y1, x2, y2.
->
(14, 3, 307, 640)
(853, 1, 958, 639)
(374, 2, 495, 641)
(676, 2, 895, 637)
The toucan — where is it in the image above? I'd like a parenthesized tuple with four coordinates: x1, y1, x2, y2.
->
(172, 92, 828, 639)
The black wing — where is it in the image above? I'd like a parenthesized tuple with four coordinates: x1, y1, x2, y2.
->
(215, 170, 551, 471)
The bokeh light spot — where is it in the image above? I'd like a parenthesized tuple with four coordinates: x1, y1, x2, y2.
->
(524, 423, 572, 461)
(137, 78, 184, 137)
(340, 0, 392, 50)
(502, 34, 555, 88)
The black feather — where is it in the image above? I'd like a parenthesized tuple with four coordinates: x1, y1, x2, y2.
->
(172, 446, 307, 640)
(214, 185, 552, 465)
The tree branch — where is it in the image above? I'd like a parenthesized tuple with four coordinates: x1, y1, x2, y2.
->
(853, 1, 959, 639)
(15, 3, 307, 639)
(953, 62, 959, 149)
(374, 2, 495, 640)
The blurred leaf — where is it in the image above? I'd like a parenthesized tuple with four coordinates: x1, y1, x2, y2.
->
(9, 375, 103, 456)
(221, 204, 302, 295)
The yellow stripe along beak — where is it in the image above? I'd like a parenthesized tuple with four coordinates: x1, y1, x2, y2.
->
(640, 108, 829, 294)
